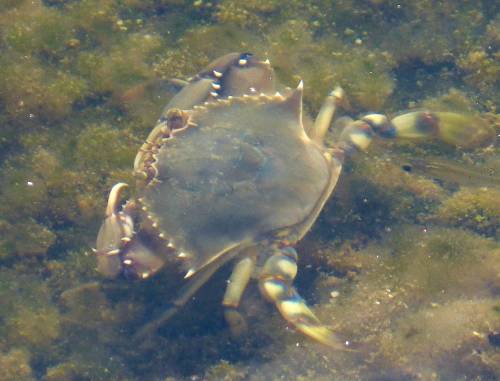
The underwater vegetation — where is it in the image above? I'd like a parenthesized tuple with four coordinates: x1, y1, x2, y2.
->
(0, 0, 498, 380)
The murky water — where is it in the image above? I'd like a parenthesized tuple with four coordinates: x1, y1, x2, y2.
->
(0, 1, 498, 380)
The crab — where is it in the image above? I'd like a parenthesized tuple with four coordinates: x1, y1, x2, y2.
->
(95, 52, 469, 348)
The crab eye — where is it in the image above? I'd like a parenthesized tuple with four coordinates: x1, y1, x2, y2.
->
(402, 164, 413, 173)
(238, 52, 253, 66)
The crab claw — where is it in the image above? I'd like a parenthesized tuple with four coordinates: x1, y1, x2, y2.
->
(122, 240, 166, 279)
(95, 183, 134, 278)
(386, 111, 494, 149)
(336, 110, 495, 158)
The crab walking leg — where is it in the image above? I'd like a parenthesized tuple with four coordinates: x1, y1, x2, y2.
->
(134, 264, 219, 340)
(309, 86, 346, 143)
(334, 112, 399, 155)
(222, 256, 256, 336)
(258, 247, 344, 348)
(134, 251, 238, 341)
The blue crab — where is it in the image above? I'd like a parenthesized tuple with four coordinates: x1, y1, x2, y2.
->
(95, 53, 472, 347)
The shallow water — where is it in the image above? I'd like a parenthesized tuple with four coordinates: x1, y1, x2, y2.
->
(0, 1, 499, 380)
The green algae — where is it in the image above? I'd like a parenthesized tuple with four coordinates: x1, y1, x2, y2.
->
(76, 123, 137, 173)
(0, 0, 498, 380)
(0, 56, 88, 121)
(1, 1, 75, 57)
(0, 349, 34, 381)
(304, 227, 500, 380)
(6, 305, 61, 349)
(0, 268, 63, 371)
(76, 33, 163, 95)
(0, 218, 56, 258)
(204, 360, 246, 381)
(430, 187, 500, 237)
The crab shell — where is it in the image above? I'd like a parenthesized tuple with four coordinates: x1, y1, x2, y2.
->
(93, 53, 350, 348)
(97, 53, 341, 278)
